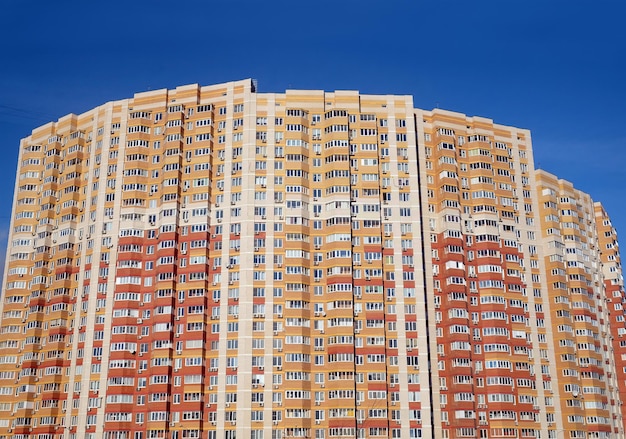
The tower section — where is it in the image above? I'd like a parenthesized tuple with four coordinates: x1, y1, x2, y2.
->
(594, 202, 626, 430)
(420, 110, 548, 438)
(254, 89, 430, 439)
(536, 171, 620, 438)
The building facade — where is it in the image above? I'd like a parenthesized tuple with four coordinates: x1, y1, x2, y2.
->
(0, 79, 623, 439)
(536, 171, 622, 436)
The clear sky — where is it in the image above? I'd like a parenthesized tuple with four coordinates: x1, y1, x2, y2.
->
(1, 0, 624, 278)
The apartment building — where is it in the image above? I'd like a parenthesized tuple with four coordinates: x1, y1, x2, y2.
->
(535, 171, 620, 438)
(594, 202, 626, 424)
(0, 79, 623, 439)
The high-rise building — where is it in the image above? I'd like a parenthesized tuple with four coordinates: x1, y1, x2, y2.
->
(0, 79, 623, 439)
(535, 171, 621, 436)
(594, 201, 626, 424)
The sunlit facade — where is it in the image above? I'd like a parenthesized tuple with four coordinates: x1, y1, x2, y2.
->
(535, 171, 621, 438)
(0, 79, 623, 439)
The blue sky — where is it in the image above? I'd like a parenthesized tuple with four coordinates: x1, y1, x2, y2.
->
(1, 0, 624, 277)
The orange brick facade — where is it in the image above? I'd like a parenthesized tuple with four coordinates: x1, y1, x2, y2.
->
(0, 80, 623, 439)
